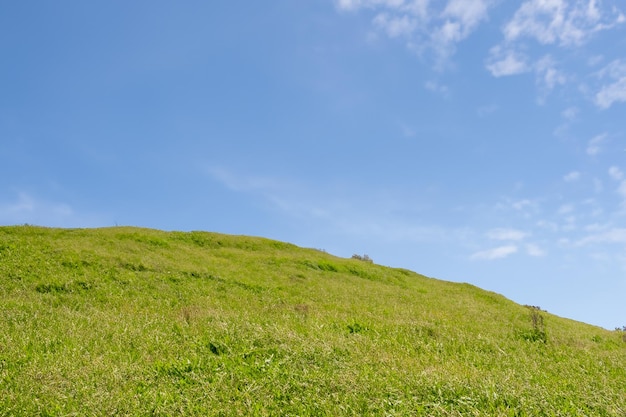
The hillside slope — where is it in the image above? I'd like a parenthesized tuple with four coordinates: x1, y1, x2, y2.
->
(0, 225, 625, 416)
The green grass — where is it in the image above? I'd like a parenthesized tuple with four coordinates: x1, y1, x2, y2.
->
(1, 225, 625, 416)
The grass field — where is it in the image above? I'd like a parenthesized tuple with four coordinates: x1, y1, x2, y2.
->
(1, 225, 625, 416)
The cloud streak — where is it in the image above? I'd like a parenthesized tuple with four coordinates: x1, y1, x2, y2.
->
(487, 228, 529, 241)
(586, 133, 608, 155)
(471, 245, 518, 260)
(0, 192, 102, 228)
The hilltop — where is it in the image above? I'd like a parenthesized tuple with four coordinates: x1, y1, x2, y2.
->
(0, 225, 625, 416)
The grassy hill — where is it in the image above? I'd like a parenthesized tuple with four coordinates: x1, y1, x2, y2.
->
(1, 225, 625, 416)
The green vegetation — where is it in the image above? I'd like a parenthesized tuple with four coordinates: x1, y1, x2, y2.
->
(1, 225, 625, 416)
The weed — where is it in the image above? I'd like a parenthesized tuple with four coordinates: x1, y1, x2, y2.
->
(347, 322, 368, 334)
(35, 283, 70, 294)
(293, 304, 310, 317)
(519, 305, 548, 343)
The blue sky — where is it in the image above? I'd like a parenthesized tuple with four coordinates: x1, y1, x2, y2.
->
(1, 1, 625, 329)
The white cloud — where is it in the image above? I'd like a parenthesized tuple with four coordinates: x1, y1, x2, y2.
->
(439, 0, 490, 42)
(596, 77, 626, 108)
(588, 54, 605, 66)
(526, 243, 546, 257)
(537, 219, 559, 232)
(503, 0, 624, 46)
(470, 245, 518, 260)
(486, 46, 530, 77)
(424, 80, 450, 95)
(208, 167, 289, 193)
(442, 0, 489, 27)
(595, 60, 626, 109)
(373, 13, 418, 38)
(493, 198, 540, 220)
(561, 106, 579, 120)
(584, 222, 610, 232)
(476, 103, 498, 117)
(564, 171, 581, 182)
(577, 228, 626, 246)
(487, 228, 528, 241)
(487, 51, 566, 96)
(335, 0, 360, 10)
(432, 0, 494, 67)
(608, 166, 624, 180)
(534, 55, 566, 90)
(0, 192, 36, 216)
(335, 0, 408, 12)
(586, 133, 608, 155)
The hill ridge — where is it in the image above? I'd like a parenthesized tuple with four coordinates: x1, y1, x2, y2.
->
(1, 225, 625, 415)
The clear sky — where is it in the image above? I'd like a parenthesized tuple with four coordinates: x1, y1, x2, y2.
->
(1, 1, 625, 329)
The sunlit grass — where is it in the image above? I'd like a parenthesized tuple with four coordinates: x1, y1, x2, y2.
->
(0, 225, 624, 416)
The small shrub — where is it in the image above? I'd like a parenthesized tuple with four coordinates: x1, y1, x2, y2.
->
(351, 254, 373, 263)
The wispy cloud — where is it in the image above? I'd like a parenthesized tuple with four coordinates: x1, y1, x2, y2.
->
(561, 106, 579, 120)
(0, 192, 73, 219)
(487, 228, 529, 241)
(535, 55, 566, 91)
(495, 197, 540, 216)
(373, 12, 418, 38)
(526, 243, 546, 257)
(564, 171, 581, 182)
(432, 0, 492, 65)
(470, 245, 518, 260)
(0, 192, 101, 228)
(424, 80, 450, 96)
(476, 103, 499, 117)
(335, 0, 411, 12)
(595, 59, 626, 109)
(576, 227, 626, 246)
(586, 133, 608, 155)
(207, 167, 291, 194)
(208, 166, 462, 245)
(608, 166, 624, 181)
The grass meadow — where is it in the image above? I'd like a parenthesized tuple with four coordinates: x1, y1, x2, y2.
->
(1, 225, 625, 416)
